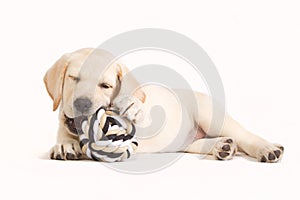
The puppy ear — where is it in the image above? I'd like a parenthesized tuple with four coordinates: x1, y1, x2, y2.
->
(44, 54, 70, 111)
(116, 63, 146, 103)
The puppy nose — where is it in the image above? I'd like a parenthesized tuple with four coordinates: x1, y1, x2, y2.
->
(74, 97, 92, 113)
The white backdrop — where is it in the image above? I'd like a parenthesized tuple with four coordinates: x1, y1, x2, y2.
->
(0, 0, 299, 199)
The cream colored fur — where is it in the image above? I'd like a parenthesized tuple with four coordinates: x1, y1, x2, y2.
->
(44, 48, 283, 163)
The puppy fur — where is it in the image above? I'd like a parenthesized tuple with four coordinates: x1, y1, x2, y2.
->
(44, 48, 284, 162)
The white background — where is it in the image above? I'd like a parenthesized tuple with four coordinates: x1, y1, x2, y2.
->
(0, 0, 299, 199)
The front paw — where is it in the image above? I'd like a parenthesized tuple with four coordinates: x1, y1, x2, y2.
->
(257, 143, 284, 163)
(113, 95, 144, 124)
(50, 140, 82, 160)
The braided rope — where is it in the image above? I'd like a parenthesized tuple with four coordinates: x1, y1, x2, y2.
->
(78, 107, 138, 162)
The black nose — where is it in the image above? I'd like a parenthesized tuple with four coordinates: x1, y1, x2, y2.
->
(74, 97, 92, 113)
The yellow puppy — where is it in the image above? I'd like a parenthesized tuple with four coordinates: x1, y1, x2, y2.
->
(44, 48, 283, 163)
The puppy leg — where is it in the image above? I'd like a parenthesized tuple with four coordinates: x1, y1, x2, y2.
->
(50, 123, 82, 160)
(185, 137, 237, 160)
(218, 116, 284, 163)
(194, 93, 284, 163)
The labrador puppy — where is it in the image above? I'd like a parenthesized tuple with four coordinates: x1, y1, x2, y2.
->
(44, 48, 284, 163)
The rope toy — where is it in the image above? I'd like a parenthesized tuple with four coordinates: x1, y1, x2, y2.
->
(76, 107, 138, 162)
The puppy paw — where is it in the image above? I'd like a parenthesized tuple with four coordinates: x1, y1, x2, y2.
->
(50, 140, 82, 160)
(113, 95, 144, 124)
(213, 137, 237, 161)
(257, 143, 284, 163)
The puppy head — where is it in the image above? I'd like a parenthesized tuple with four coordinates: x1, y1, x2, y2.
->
(44, 48, 125, 118)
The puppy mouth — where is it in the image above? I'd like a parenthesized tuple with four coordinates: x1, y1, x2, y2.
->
(64, 104, 108, 135)
(64, 114, 88, 135)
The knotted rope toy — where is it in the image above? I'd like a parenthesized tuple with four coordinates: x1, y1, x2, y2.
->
(71, 107, 138, 162)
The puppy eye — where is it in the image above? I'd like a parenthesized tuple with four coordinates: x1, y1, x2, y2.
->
(68, 75, 80, 82)
(99, 83, 112, 89)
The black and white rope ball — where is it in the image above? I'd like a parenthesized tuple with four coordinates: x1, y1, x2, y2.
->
(76, 107, 138, 162)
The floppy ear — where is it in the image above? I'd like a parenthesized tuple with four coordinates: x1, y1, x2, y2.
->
(116, 63, 146, 103)
(43, 54, 70, 111)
